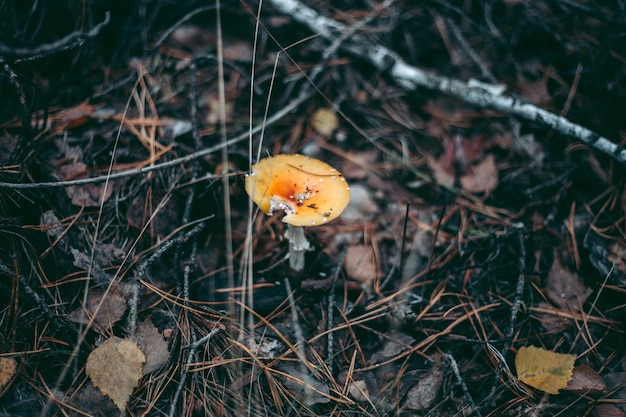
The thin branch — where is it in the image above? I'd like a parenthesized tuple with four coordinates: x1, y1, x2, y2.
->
(266, 0, 626, 165)
(0, 12, 111, 58)
(0, 89, 313, 190)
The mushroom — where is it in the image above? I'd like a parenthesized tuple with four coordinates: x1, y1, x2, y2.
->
(245, 154, 350, 271)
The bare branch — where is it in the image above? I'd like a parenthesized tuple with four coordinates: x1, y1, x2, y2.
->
(0, 12, 111, 58)
(267, 0, 626, 165)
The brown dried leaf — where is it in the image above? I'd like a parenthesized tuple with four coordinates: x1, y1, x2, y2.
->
(86, 337, 145, 411)
(344, 245, 379, 285)
(347, 380, 369, 402)
(66, 381, 119, 417)
(402, 355, 444, 411)
(67, 183, 115, 207)
(594, 404, 626, 417)
(131, 319, 170, 375)
(427, 141, 455, 188)
(607, 241, 626, 274)
(564, 365, 606, 394)
(459, 154, 498, 193)
(280, 364, 331, 405)
(0, 357, 17, 393)
(67, 288, 127, 332)
(546, 257, 592, 312)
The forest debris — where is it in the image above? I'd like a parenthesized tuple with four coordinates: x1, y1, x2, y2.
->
(546, 257, 592, 312)
(337, 371, 377, 403)
(607, 241, 626, 275)
(280, 364, 332, 405)
(515, 346, 575, 394)
(341, 149, 380, 180)
(206, 95, 233, 125)
(0, 357, 16, 394)
(343, 244, 379, 285)
(67, 287, 127, 332)
(131, 319, 170, 375)
(594, 404, 626, 417)
(340, 184, 378, 222)
(427, 135, 498, 192)
(370, 332, 414, 364)
(459, 153, 498, 193)
(310, 108, 339, 137)
(564, 365, 606, 394)
(86, 337, 145, 411)
(67, 381, 119, 417)
(402, 356, 444, 411)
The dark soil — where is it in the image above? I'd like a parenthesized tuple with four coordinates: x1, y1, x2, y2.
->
(1, 1, 625, 416)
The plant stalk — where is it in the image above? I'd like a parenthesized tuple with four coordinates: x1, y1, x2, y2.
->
(284, 224, 311, 271)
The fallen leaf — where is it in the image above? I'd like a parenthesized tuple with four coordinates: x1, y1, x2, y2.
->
(347, 379, 369, 402)
(344, 244, 379, 285)
(86, 337, 145, 410)
(206, 95, 233, 125)
(131, 319, 170, 375)
(564, 364, 606, 394)
(50, 100, 96, 133)
(459, 154, 498, 193)
(66, 381, 119, 417)
(546, 257, 592, 312)
(515, 346, 576, 395)
(310, 108, 339, 137)
(427, 139, 456, 188)
(0, 357, 17, 393)
(607, 241, 626, 275)
(402, 355, 444, 410)
(594, 404, 626, 417)
(280, 364, 331, 405)
(67, 288, 127, 332)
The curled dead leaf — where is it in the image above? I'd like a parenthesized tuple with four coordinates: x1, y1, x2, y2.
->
(564, 365, 606, 394)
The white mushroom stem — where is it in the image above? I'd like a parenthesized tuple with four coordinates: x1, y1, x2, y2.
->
(284, 224, 311, 271)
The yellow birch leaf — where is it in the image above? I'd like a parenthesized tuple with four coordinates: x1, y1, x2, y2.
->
(311, 108, 339, 137)
(86, 337, 145, 410)
(515, 346, 576, 394)
(0, 357, 17, 393)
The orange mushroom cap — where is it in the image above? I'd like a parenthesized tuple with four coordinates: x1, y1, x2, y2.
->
(245, 154, 351, 227)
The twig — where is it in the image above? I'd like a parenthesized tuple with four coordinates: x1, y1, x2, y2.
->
(0, 56, 35, 141)
(127, 220, 206, 335)
(444, 17, 496, 83)
(0, 88, 314, 190)
(0, 261, 62, 327)
(266, 0, 626, 165)
(151, 6, 216, 50)
(0, 12, 111, 58)
(326, 247, 347, 375)
(166, 61, 205, 417)
(487, 226, 526, 404)
(444, 353, 483, 417)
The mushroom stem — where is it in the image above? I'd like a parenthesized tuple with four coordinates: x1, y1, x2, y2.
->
(284, 224, 311, 271)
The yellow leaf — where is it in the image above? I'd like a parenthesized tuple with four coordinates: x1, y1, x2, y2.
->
(311, 108, 339, 137)
(86, 337, 145, 410)
(0, 357, 17, 393)
(515, 346, 575, 394)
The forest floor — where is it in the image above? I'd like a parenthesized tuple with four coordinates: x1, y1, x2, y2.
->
(0, 1, 625, 416)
